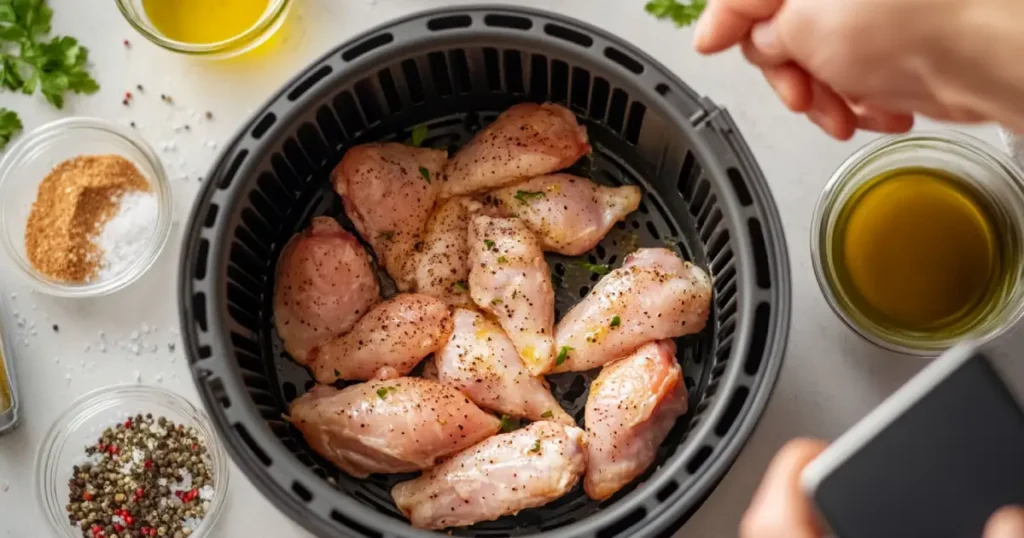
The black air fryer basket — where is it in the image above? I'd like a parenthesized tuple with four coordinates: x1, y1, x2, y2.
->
(179, 6, 791, 538)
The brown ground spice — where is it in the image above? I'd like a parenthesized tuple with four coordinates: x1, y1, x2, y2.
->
(25, 155, 150, 283)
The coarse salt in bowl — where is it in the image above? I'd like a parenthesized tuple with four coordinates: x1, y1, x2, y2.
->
(36, 385, 230, 538)
(0, 117, 172, 297)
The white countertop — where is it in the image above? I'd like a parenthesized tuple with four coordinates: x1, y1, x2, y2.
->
(0, 1, 1018, 537)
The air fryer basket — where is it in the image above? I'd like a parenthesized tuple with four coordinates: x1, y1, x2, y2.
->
(179, 6, 790, 538)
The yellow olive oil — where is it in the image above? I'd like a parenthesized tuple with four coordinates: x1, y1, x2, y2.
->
(832, 167, 1010, 335)
(143, 0, 270, 44)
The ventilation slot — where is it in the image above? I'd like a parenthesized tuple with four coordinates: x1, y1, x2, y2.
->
(251, 114, 276, 140)
(502, 50, 525, 94)
(699, 209, 725, 244)
(570, 66, 590, 112)
(529, 54, 549, 101)
(589, 76, 610, 121)
(374, 68, 402, 114)
(428, 51, 454, 97)
(688, 179, 711, 216)
(203, 204, 218, 228)
(256, 173, 291, 214)
(284, 138, 315, 182)
(400, 59, 425, 103)
(607, 89, 628, 132)
(296, 124, 329, 168)
(230, 241, 266, 279)
(332, 91, 365, 138)
(227, 264, 265, 303)
(234, 423, 272, 466)
(604, 47, 644, 74)
(715, 386, 749, 437)
(655, 82, 670, 95)
(686, 445, 713, 474)
(695, 194, 718, 232)
(331, 508, 385, 538)
(657, 480, 679, 502)
(550, 59, 569, 104)
(287, 64, 331, 101)
(707, 229, 730, 261)
(219, 150, 248, 190)
(206, 377, 230, 409)
(745, 303, 771, 375)
(484, 14, 532, 29)
(427, 14, 472, 30)
(192, 292, 208, 332)
(544, 23, 593, 47)
(341, 33, 393, 61)
(625, 101, 646, 145)
(677, 152, 698, 196)
(483, 47, 501, 91)
(727, 167, 754, 206)
(597, 507, 646, 538)
(748, 218, 772, 288)
(240, 208, 273, 245)
(450, 49, 472, 94)
(270, 153, 301, 192)
(193, 240, 209, 280)
(353, 79, 383, 125)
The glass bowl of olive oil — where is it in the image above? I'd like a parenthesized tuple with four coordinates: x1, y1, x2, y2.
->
(115, 0, 291, 58)
(813, 132, 1024, 356)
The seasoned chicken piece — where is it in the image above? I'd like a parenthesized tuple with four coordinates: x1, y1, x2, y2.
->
(392, 421, 587, 529)
(584, 340, 687, 501)
(288, 380, 500, 478)
(409, 197, 476, 307)
(436, 309, 574, 425)
(273, 217, 380, 364)
(441, 103, 590, 198)
(331, 142, 447, 290)
(309, 294, 453, 383)
(468, 216, 555, 375)
(481, 174, 642, 256)
(552, 248, 711, 373)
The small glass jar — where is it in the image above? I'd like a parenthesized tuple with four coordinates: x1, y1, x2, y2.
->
(812, 132, 1024, 356)
(115, 0, 292, 59)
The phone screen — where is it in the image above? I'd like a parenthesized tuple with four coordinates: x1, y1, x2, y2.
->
(811, 353, 1024, 538)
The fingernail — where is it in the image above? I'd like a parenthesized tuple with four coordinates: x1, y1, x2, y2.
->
(750, 21, 779, 54)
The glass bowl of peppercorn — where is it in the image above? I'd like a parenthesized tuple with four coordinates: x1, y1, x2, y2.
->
(36, 385, 229, 538)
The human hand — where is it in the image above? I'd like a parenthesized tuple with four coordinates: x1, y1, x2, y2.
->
(692, 0, 1024, 139)
(741, 439, 1024, 538)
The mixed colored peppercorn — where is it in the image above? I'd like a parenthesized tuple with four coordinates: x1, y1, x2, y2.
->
(66, 414, 214, 538)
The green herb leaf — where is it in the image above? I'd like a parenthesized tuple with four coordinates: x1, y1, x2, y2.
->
(409, 124, 428, 147)
(376, 386, 396, 399)
(452, 280, 468, 292)
(610, 315, 621, 328)
(529, 439, 542, 453)
(483, 239, 495, 250)
(419, 166, 430, 183)
(497, 255, 508, 264)
(333, 369, 340, 377)
(581, 262, 610, 275)
(645, 0, 707, 27)
(556, 345, 573, 366)
(490, 298, 502, 306)
(377, 230, 394, 241)
(541, 410, 553, 419)
(513, 190, 545, 204)
(0, 107, 22, 151)
(499, 414, 521, 433)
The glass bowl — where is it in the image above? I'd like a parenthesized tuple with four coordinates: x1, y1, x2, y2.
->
(36, 385, 230, 538)
(0, 117, 172, 298)
(115, 0, 292, 58)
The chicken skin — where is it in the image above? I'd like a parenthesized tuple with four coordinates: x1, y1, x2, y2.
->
(332, 143, 447, 289)
(392, 421, 587, 529)
(408, 197, 476, 307)
(273, 217, 380, 364)
(442, 103, 590, 198)
(552, 248, 711, 373)
(481, 174, 641, 256)
(584, 340, 687, 501)
(309, 294, 453, 383)
(468, 216, 556, 375)
(288, 380, 500, 478)
(435, 309, 574, 425)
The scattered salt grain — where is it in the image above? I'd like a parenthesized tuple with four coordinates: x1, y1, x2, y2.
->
(95, 191, 159, 280)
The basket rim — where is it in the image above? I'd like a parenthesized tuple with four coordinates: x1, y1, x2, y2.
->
(178, 5, 791, 538)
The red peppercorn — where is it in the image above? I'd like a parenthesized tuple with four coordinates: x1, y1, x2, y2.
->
(82, 491, 93, 501)
(114, 524, 123, 533)
(107, 444, 119, 454)
(124, 419, 132, 428)
(143, 459, 153, 469)
(123, 39, 130, 47)
(124, 514, 134, 526)
(140, 527, 149, 535)
(135, 487, 144, 498)
(91, 525, 103, 537)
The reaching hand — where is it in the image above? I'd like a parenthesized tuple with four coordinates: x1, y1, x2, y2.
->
(693, 0, 1024, 139)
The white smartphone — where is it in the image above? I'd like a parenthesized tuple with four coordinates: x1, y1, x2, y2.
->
(802, 341, 1024, 538)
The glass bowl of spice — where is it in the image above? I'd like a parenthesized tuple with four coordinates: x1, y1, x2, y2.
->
(37, 385, 230, 538)
(114, 0, 292, 58)
(0, 117, 172, 298)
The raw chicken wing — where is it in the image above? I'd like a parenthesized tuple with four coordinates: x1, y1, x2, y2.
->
(584, 340, 687, 500)
(309, 293, 453, 383)
(552, 248, 711, 373)
(481, 174, 641, 255)
(409, 197, 476, 307)
(288, 379, 500, 478)
(273, 217, 379, 364)
(392, 421, 587, 529)
(436, 309, 574, 425)
(332, 143, 447, 289)
(469, 216, 555, 375)
(442, 103, 590, 198)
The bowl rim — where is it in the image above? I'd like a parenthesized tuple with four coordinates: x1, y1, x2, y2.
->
(114, 0, 292, 57)
(34, 383, 231, 538)
(0, 116, 173, 298)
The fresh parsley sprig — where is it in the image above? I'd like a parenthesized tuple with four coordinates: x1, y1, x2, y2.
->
(0, 108, 22, 149)
(645, 0, 707, 27)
